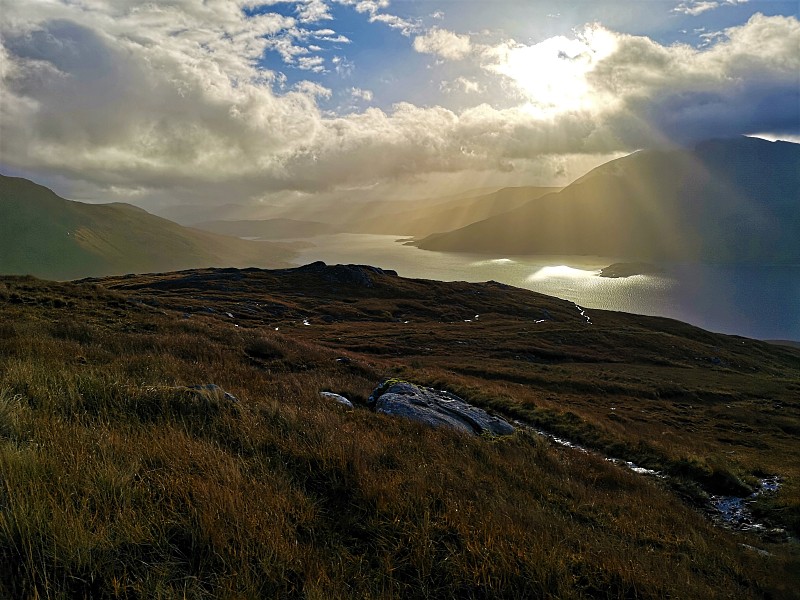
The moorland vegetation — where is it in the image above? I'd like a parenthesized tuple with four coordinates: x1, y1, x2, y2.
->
(0, 264, 798, 598)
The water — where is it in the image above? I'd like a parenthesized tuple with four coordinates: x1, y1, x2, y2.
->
(521, 421, 783, 534)
(710, 477, 783, 533)
(288, 233, 800, 341)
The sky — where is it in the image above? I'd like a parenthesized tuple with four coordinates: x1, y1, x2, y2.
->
(1, 0, 798, 211)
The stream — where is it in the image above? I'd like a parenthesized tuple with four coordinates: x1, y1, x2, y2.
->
(516, 419, 785, 537)
(710, 476, 783, 533)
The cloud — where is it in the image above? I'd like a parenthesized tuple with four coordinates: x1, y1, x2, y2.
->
(350, 87, 374, 101)
(441, 77, 483, 95)
(673, 0, 749, 16)
(297, 55, 326, 71)
(476, 13, 799, 142)
(674, 1, 721, 16)
(413, 27, 473, 60)
(256, 0, 333, 23)
(0, 4, 797, 207)
(370, 13, 418, 36)
(336, 0, 419, 35)
(587, 14, 799, 145)
(296, 0, 334, 23)
(296, 81, 332, 98)
(481, 26, 618, 114)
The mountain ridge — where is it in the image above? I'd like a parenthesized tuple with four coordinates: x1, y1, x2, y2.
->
(194, 217, 338, 239)
(0, 174, 296, 280)
(346, 185, 561, 236)
(416, 137, 800, 263)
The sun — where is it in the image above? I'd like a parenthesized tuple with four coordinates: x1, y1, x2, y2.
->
(488, 25, 618, 117)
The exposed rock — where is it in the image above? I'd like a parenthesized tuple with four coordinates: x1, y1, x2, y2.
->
(320, 391, 354, 408)
(187, 384, 238, 403)
(296, 261, 398, 288)
(369, 380, 515, 436)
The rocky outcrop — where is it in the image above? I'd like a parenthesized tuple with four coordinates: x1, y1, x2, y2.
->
(320, 391, 354, 408)
(296, 261, 397, 288)
(369, 380, 515, 436)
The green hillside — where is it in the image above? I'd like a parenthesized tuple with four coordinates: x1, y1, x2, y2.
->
(0, 175, 295, 279)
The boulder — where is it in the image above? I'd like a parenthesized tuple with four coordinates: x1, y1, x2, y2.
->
(369, 380, 515, 436)
(320, 391, 354, 408)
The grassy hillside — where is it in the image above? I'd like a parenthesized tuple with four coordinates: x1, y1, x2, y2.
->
(0, 175, 295, 280)
(417, 137, 800, 263)
(1, 265, 798, 598)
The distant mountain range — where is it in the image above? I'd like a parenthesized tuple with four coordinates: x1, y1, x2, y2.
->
(194, 218, 338, 239)
(0, 175, 295, 280)
(416, 137, 800, 263)
(156, 202, 282, 226)
(5, 137, 797, 281)
(348, 186, 561, 236)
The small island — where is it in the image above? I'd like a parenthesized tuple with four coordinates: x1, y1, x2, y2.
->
(598, 262, 663, 278)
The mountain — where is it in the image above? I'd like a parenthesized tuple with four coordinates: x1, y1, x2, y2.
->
(0, 174, 295, 280)
(194, 218, 338, 239)
(1, 264, 798, 597)
(155, 202, 281, 226)
(347, 186, 560, 235)
(416, 137, 800, 263)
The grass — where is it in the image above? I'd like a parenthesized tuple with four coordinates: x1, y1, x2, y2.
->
(0, 269, 798, 598)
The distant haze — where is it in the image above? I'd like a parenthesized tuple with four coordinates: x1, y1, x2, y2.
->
(416, 137, 800, 264)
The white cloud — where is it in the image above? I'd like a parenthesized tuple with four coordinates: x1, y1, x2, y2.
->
(441, 77, 483, 95)
(351, 1, 389, 14)
(296, 81, 332, 98)
(297, 55, 326, 71)
(332, 55, 354, 77)
(674, 1, 720, 16)
(256, 0, 333, 23)
(0, 4, 797, 206)
(350, 87, 374, 101)
(334, 0, 419, 36)
(673, 0, 749, 16)
(413, 27, 473, 60)
(335, 0, 418, 35)
(370, 13, 418, 36)
(482, 26, 619, 115)
(297, 0, 334, 23)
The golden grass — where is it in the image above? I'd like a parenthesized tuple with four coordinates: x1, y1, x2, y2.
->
(0, 271, 798, 598)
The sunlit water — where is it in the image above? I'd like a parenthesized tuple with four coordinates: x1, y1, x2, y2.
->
(288, 233, 800, 341)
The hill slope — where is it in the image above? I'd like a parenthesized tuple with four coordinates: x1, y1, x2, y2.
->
(0, 174, 295, 279)
(349, 186, 561, 235)
(1, 265, 798, 598)
(417, 137, 800, 262)
(194, 217, 338, 239)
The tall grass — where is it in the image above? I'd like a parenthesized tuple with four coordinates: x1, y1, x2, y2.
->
(0, 275, 797, 598)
